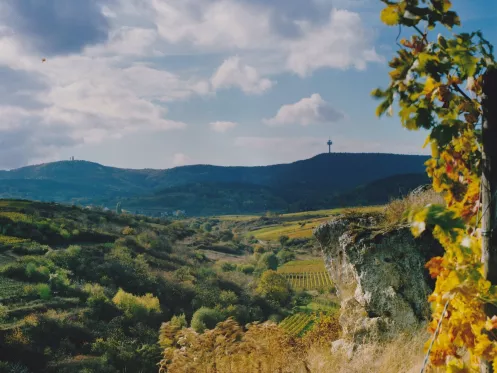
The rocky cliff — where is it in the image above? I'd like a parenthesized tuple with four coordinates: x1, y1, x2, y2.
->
(314, 213, 443, 347)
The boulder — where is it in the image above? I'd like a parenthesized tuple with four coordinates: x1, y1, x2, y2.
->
(314, 213, 443, 345)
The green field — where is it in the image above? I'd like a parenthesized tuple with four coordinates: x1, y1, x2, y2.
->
(278, 260, 333, 291)
(278, 260, 327, 273)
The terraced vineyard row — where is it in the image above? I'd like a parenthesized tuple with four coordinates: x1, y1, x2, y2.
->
(0, 277, 27, 301)
(283, 271, 333, 291)
(279, 313, 315, 336)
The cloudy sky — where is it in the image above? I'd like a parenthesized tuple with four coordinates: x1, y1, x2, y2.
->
(0, 0, 495, 169)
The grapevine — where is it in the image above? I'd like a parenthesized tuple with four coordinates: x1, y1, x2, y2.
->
(374, 0, 497, 370)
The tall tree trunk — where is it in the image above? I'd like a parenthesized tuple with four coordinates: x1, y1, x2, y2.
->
(480, 68, 497, 373)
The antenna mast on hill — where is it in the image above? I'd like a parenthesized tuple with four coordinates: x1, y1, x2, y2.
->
(327, 138, 333, 153)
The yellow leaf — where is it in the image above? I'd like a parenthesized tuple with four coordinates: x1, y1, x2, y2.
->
(423, 77, 440, 96)
(446, 358, 465, 373)
(431, 141, 440, 158)
(380, 5, 400, 26)
(443, 0, 452, 12)
(474, 334, 493, 357)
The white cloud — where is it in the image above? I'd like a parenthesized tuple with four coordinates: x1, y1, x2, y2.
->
(151, 0, 274, 50)
(0, 0, 384, 168)
(210, 121, 238, 133)
(264, 93, 344, 126)
(211, 56, 274, 94)
(286, 9, 382, 76)
(172, 152, 193, 166)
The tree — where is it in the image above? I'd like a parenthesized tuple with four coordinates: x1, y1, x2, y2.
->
(256, 270, 291, 305)
(190, 307, 223, 333)
(257, 252, 278, 271)
(279, 235, 290, 246)
(374, 0, 497, 370)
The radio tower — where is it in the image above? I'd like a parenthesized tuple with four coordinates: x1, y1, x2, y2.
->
(327, 138, 333, 153)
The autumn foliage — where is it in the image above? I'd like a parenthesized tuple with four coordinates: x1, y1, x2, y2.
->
(375, 0, 497, 370)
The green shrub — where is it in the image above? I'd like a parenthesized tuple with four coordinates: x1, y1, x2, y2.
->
(0, 361, 31, 373)
(219, 290, 238, 306)
(190, 307, 223, 333)
(37, 283, 51, 300)
(258, 252, 278, 271)
(220, 262, 237, 272)
(279, 235, 290, 246)
(238, 264, 255, 275)
(112, 289, 160, 318)
(277, 250, 295, 265)
(201, 223, 212, 233)
(0, 304, 8, 321)
(170, 314, 187, 329)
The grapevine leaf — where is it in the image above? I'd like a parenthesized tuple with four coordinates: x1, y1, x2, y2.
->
(380, 5, 400, 26)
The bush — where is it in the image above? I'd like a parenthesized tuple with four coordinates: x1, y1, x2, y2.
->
(257, 252, 278, 271)
(277, 250, 295, 265)
(190, 307, 223, 333)
(238, 264, 255, 275)
(0, 362, 31, 373)
(0, 304, 8, 321)
(122, 226, 135, 235)
(201, 223, 212, 233)
(256, 270, 292, 305)
(112, 289, 160, 318)
(220, 262, 237, 272)
(253, 245, 265, 254)
(279, 235, 290, 246)
(170, 314, 187, 329)
(37, 283, 51, 300)
(219, 290, 238, 306)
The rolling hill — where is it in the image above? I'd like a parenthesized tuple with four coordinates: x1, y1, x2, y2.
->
(0, 153, 430, 215)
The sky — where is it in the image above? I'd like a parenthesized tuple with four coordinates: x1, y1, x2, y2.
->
(0, 0, 495, 170)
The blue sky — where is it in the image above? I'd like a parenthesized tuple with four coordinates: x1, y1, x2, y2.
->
(0, 0, 495, 169)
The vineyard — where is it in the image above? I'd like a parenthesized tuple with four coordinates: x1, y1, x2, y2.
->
(279, 313, 315, 336)
(0, 212, 32, 223)
(0, 277, 26, 301)
(0, 235, 30, 249)
(278, 260, 333, 291)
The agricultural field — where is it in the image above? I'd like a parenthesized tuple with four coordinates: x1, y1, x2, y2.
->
(249, 217, 332, 241)
(278, 260, 333, 291)
(0, 277, 27, 301)
(279, 313, 315, 336)
(0, 212, 32, 223)
(249, 206, 383, 241)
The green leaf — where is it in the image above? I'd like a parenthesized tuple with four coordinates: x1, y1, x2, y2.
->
(453, 54, 479, 77)
(371, 88, 385, 98)
(376, 99, 392, 117)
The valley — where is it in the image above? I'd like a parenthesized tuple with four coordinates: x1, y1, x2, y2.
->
(0, 199, 354, 372)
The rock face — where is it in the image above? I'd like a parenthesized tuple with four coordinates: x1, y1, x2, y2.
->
(314, 213, 443, 345)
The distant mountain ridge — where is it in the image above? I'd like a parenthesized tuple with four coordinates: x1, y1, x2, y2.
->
(0, 153, 430, 215)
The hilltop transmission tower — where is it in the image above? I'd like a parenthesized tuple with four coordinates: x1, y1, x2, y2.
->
(327, 139, 333, 153)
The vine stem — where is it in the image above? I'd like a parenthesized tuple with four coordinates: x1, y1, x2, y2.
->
(420, 298, 451, 373)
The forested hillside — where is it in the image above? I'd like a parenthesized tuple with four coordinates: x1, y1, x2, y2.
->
(0, 153, 429, 215)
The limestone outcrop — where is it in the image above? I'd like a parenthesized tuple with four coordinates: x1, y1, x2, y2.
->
(314, 213, 443, 346)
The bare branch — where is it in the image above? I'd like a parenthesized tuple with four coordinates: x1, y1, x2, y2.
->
(452, 83, 473, 102)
